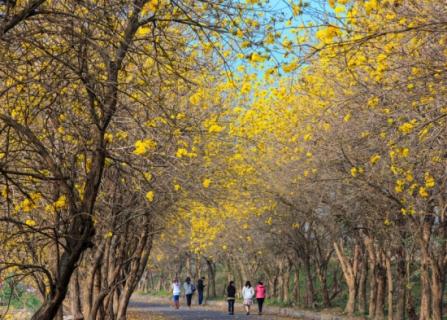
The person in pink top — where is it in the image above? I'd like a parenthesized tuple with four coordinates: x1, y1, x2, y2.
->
(255, 281, 266, 314)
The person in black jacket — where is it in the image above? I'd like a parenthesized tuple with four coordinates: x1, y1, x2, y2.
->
(226, 281, 236, 315)
(197, 277, 205, 305)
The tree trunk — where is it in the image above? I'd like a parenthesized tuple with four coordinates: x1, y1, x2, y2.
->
(364, 234, 377, 318)
(316, 264, 331, 308)
(116, 233, 152, 320)
(283, 261, 291, 303)
(394, 248, 406, 320)
(277, 260, 284, 301)
(273, 275, 279, 299)
(206, 259, 217, 298)
(406, 289, 418, 320)
(31, 228, 94, 320)
(419, 216, 433, 320)
(157, 273, 163, 291)
(357, 254, 368, 315)
(71, 270, 84, 320)
(385, 252, 393, 320)
(293, 268, 300, 305)
(369, 269, 378, 318)
(430, 261, 444, 320)
(56, 306, 63, 320)
(303, 255, 315, 307)
(374, 264, 386, 320)
(334, 241, 360, 315)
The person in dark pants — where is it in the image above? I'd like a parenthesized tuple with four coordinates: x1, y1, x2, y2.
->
(255, 281, 266, 315)
(226, 281, 236, 315)
(183, 277, 194, 308)
(197, 277, 205, 305)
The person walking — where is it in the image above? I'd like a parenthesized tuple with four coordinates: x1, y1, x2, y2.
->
(255, 281, 266, 315)
(242, 281, 255, 315)
(226, 281, 236, 315)
(183, 277, 194, 308)
(197, 276, 205, 305)
(171, 278, 181, 309)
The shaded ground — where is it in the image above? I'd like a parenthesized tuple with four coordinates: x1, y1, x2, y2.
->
(128, 298, 296, 320)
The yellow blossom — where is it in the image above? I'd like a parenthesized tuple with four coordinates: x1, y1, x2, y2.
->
(419, 187, 429, 198)
(146, 191, 155, 202)
(202, 178, 212, 188)
(133, 139, 157, 155)
(424, 173, 435, 188)
(25, 219, 36, 227)
(370, 154, 381, 165)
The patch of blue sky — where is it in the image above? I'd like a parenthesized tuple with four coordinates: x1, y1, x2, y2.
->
(225, 0, 344, 81)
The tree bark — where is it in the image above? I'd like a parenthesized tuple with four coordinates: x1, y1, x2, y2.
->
(70, 270, 84, 320)
(430, 260, 444, 320)
(357, 253, 368, 315)
(419, 216, 433, 320)
(316, 265, 331, 307)
(293, 267, 300, 305)
(394, 248, 406, 320)
(385, 252, 393, 320)
(374, 263, 386, 320)
(334, 241, 360, 315)
(206, 259, 217, 298)
(283, 260, 291, 303)
(303, 255, 315, 307)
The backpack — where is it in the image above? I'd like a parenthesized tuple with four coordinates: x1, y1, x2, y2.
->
(191, 284, 196, 293)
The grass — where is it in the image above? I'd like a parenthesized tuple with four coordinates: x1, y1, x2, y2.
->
(0, 280, 41, 312)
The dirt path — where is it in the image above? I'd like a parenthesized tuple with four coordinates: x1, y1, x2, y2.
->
(128, 296, 297, 320)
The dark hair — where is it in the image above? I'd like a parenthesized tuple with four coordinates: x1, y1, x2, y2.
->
(185, 277, 191, 283)
(258, 281, 263, 285)
(229, 281, 234, 286)
(245, 281, 251, 287)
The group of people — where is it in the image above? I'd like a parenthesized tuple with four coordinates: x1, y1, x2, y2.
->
(171, 277, 267, 316)
(227, 281, 266, 315)
(171, 276, 206, 309)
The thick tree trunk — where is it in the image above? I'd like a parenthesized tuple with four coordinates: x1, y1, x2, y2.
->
(206, 259, 217, 298)
(71, 270, 84, 320)
(31, 223, 94, 320)
(374, 264, 386, 320)
(56, 306, 63, 320)
(334, 242, 360, 315)
(303, 255, 315, 307)
(316, 262, 331, 307)
(430, 262, 444, 320)
(116, 232, 152, 320)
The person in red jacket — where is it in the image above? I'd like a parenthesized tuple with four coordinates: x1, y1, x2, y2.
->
(255, 281, 266, 315)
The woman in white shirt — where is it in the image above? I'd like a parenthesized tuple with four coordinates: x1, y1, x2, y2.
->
(242, 281, 255, 315)
(171, 278, 181, 309)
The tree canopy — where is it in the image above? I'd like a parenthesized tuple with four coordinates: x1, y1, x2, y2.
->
(1, 0, 446, 319)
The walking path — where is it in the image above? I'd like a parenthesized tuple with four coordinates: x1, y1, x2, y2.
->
(128, 296, 295, 320)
